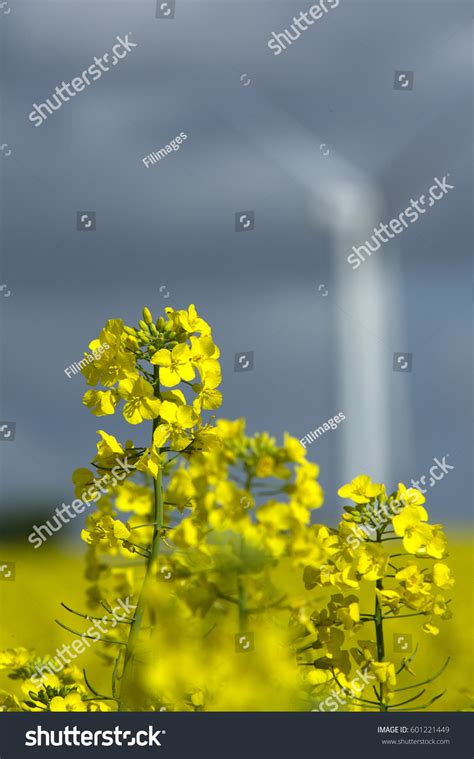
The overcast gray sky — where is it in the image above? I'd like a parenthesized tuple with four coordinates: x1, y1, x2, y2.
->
(0, 0, 472, 527)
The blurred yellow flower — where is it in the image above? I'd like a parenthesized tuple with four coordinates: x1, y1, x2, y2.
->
(396, 482, 426, 507)
(49, 693, 87, 712)
(432, 562, 455, 589)
(338, 475, 384, 504)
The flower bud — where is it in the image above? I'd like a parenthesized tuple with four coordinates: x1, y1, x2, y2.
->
(138, 319, 149, 332)
(143, 307, 153, 325)
(156, 317, 166, 330)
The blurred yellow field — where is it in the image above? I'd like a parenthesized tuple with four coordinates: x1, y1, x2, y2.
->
(1, 529, 472, 711)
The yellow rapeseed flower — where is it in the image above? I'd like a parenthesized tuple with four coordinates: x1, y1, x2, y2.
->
(338, 475, 384, 504)
(49, 693, 87, 712)
(118, 377, 162, 424)
(151, 344, 196, 387)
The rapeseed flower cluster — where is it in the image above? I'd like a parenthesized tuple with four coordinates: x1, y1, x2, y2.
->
(297, 475, 453, 711)
(0, 307, 453, 713)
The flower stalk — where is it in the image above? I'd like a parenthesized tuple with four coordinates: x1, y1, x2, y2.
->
(118, 367, 163, 711)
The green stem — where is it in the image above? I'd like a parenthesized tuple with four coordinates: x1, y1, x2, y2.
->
(237, 571, 247, 632)
(60, 602, 133, 625)
(118, 367, 163, 711)
(393, 656, 450, 691)
(237, 473, 252, 632)
(374, 527, 387, 713)
(217, 592, 239, 605)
